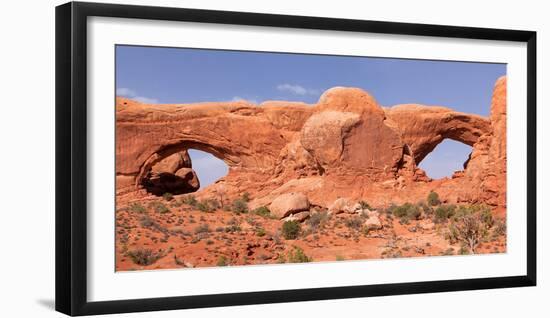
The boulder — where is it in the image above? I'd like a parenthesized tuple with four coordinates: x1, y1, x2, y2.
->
(364, 215, 382, 231)
(269, 192, 310, 219)
(143, 168, 200, 195)
(328, 198, 354, 214)
(284, 211, 310, 222)
(175, 168, 200, 190)
(151, 151, 192, 174)
(300, 111, 361, 166)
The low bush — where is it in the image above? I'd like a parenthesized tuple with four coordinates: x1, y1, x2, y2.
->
(385, 203, 398, 215)
(345, 216, 364, 230)
(182, 195, 198, 206)
(427, 191, 441, 206)
(251, 206, 271, 218)
(216, 255, 228, 266)
(129, 202, 147, 214)
(162, 192, 174, 201)
(417, 200, 433, 216)
(282, 220, 301, 240)
(447, 205, 494, 253)
(225, 225, 242, 233)
(194, 224, 211, 234)
(358, 200, 371, 210)
(149, 201, 170, 214)
(493, 218, 507, 236)
(232, 198, 248, 214)
(306, 211, 329, 231)
(434, 204, 456, 223)
(392, 203, 421, 223)
(126, 248, 165, 266)
(196, 198, 219, 213)
(255, 227, 267, 237)
(441, 248, 455, 256)
(139, 215, 156, 228)
(287, 246, 312, 263)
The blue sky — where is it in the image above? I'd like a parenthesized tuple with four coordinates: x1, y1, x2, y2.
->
(116, 45, 506, 184)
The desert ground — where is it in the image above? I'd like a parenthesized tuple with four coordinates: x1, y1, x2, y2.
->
(115, 77, 507, 270)
(115, 192, 506, 270)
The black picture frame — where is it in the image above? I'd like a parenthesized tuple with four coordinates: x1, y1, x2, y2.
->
(55, 1, 537, 316)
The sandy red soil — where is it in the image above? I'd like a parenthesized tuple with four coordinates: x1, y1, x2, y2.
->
(115, 194, 506, 271)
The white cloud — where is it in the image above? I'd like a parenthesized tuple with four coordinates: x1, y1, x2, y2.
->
(116, 88, 136, 96)
(276, 83, 319, 96)
(116, 87, 158, 104)
(232, 96, 258, 104)
(133, 96, 159, 104)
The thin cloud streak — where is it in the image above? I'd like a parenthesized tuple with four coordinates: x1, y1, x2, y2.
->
(116, 87, 159, 104)
(276, 83, 319, 96)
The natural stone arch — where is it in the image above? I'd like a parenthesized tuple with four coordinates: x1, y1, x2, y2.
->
(115, 79, 505, 208)
(384, 104, 491, 165)
(135, 140, 231, 188)
(115, 97, 314, 190)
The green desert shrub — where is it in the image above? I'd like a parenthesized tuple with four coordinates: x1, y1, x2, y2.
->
(479, 207, 494, 228)
(255, 227, 267, 237)
(493, 218, 507, 236)
(196, 198, 220, 212)
(241, 192, 251, 202)
(128, 202, 147, 214)
(162, 192, 174, 201)
(182, 195, 198, 206)
(139, 215, 156, 228)
(282, 220, 301, 240)
(358, 200, 372, 210)
(434, 204, 456, 223)
(447, 205, 494, 254)
(345, 216, 364, 230)
(232, 198, 248, 214)
(194, 224, 211, 234)
(306, 211, 329, 231)
(207, 198, 221, 210)
(251, 206, 271, 218)
(392, 203, 421, 223)
(195, 201, 209, 212)
(224, 225, 242, 233)
(216, 255, 228, 266)
(149, 201, 170, 214)
(427, 191, 441, 206)
(287, 246, 312, 263)
(126, 248, 165, 266)
(417, 200, 433, 216)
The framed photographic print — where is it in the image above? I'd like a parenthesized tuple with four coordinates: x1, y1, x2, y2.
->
(55, 1, 536, 316)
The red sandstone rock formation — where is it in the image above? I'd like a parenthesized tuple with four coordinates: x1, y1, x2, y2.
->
(141, 151, 200, 195)
(116, 77, 506, 209)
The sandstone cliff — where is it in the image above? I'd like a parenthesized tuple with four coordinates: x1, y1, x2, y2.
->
(116, 77, 506, 209)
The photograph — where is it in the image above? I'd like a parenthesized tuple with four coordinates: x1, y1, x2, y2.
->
(114, 45, 508, 271)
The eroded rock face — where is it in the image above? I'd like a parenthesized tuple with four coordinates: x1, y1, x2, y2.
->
(116, 77, 506, 208)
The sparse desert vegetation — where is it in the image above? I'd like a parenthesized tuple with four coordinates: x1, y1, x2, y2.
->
(115, 69, 508, 271)
(115, 190, 506, 271)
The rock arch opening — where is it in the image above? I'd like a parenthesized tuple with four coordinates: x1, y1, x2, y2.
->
(417, 139, 473, 180)
(138, 142, 230, 196)
(187, 149, 229, 190)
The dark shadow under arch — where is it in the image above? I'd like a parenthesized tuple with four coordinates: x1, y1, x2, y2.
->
(137, 141, 231, 195)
